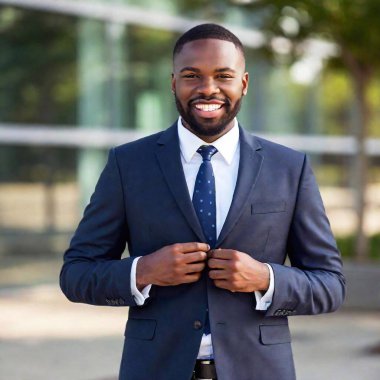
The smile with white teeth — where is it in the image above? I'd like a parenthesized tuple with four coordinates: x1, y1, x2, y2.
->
(194, 103, 222, 112)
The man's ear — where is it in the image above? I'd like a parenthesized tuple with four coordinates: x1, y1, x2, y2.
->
(242, 72, 249, 96)
(171, 73, 176, 94)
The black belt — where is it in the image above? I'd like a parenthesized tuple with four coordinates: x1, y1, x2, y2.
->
(193, 359, 217, 380)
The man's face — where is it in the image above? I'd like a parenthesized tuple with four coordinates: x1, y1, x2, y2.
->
(172, 39, 249, 142)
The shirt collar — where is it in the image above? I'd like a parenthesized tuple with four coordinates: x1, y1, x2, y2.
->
(177, 117, 239, 165)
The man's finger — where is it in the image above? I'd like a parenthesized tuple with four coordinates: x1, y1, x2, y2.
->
(209, 269, 227, 280)
(182, 273, 202, 283)
(183, 251, 207, 263)
(213, 279, 231, 290)
(176, 242, 210, 253)
(208, 249, 235, 260)
(186, 262, 206, 273)
(208, 258, 229, 269)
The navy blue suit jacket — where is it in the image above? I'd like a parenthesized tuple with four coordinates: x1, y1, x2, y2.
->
(60, 123, 345, 380)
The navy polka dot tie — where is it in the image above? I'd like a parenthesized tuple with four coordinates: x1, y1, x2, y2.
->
(193, 145, 217, 335)
(193, 145, 218, 249)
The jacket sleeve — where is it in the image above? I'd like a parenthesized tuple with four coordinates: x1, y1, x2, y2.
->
(266, 156, 346, 317)
(60, 148, 138, 307)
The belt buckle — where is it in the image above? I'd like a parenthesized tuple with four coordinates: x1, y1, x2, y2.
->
(193, 359, 217, 380)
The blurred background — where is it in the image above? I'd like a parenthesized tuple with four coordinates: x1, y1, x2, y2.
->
(0, 1, 379, 379)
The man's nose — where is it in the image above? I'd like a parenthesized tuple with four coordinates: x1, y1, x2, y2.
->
(196, 77, 220, 97)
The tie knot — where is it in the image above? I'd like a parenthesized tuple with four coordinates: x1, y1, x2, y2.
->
(197, 145, 218, 161)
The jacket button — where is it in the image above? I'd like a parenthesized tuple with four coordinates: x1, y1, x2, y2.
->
(193, 320, 203, 330)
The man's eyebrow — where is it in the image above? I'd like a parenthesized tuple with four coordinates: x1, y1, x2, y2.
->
(215, 67, 236, 73)
(179, 66, 201, 73)
(179, 67, 237, 73)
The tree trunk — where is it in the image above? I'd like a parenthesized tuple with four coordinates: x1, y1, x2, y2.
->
(342, 47, 372, 261)
(351, 71, 371, 261)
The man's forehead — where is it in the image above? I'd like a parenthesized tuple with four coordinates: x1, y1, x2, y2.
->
(173, 38, 245, 69)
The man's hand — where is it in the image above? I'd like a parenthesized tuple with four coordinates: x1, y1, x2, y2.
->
(208, 249, 270, 293)
(136, 242, 209, 290)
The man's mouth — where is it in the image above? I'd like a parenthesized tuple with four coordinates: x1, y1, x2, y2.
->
(194, 103, 223, 112)
(190, 99, 226, 118)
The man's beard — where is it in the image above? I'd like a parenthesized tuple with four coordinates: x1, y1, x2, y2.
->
(174, 95, 242, 137)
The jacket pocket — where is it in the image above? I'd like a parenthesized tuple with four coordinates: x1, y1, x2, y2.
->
(252, 201, 286, 214)
(124, 318, 157, 340)
(259, 324, 291, 345)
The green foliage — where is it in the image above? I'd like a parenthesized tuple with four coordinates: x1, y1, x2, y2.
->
(175, 0, 232, 20)
(319, 70, 352, 135)
(246, 0, 380, 68)
(368, 78, 380, 136)
(0, 7, 78, 124)
(0, 7, 79, 182)
(314, 164, 350, 187)
(316, 61, 380, 137)
(337, 234, 380, 260)
(129, 26, 173, 62)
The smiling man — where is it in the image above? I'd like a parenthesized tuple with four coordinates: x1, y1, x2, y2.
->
(172, 37, 248, 140)
(60, 24, 345, 380)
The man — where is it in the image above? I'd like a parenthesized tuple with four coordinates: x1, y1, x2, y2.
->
(60, 24, 345, 380)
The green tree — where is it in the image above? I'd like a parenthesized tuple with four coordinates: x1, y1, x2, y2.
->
(0, 6, 78, 124)
(239, 0, 380, 261)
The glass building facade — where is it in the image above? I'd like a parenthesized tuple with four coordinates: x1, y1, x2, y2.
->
(0, 0, 379, 258)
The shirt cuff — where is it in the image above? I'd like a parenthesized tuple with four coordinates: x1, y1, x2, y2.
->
(130, 256, 152, 306)
(254, 263, 274, 310)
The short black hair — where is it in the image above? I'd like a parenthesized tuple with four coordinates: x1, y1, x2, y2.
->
(173, 23, 244, 58)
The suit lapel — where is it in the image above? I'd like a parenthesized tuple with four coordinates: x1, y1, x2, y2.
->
(155, 124, 206, 242)
(216, 126, 263, 247)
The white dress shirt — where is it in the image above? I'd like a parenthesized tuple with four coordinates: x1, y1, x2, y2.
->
(130, 118, 274, 358)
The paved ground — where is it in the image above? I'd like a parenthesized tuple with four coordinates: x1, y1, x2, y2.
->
(1, 283, 380, 380)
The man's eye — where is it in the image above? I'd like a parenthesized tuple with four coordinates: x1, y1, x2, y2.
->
(218, 74, 233, 79)
(182, 74, 198, 79)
